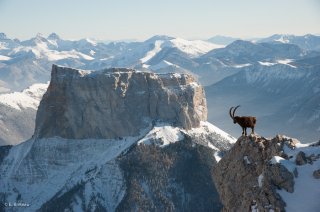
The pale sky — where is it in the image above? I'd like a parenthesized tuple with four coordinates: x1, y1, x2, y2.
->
(0, 0, 319, 41)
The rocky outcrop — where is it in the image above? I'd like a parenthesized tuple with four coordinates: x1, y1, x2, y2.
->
(213, 134, 320, 211)
(213, 135, 296, 211)
(313, 169, 320, 179)
(34, 65, 207, 139)
(295, 151, 307, 165)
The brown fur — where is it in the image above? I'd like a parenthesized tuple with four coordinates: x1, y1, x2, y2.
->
(229, 105, 256, 136)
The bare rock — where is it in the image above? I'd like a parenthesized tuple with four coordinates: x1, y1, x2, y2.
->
(313, 169, 320, 179)
(213, 135, 297, 211)
(34, 65, 207, 139)
(269, 164, 295, 193)
(310, 140, 320, 147)
(295, 151, 307, 165)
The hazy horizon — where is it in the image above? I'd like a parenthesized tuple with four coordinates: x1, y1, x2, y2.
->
(1, 32, 319, 43)
(1, 0, 319, 41)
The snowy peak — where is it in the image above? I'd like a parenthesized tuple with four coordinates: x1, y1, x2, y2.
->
(259, 34, 320, 51)
(0, 33, 8, 40)
(169, 37, 223, 57)
(0, 83, 48, 111)
(265, 34, 293, 43)
(47, 32, 61, 41)
(135, 35, 222, 64)
(21, 33, 49, 46)
(144, 35, 175, 43)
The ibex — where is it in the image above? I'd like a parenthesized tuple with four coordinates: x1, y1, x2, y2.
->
(229, 105, 256, 136)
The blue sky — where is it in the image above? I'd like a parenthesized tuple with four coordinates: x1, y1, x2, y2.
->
(0, 0, 319, 40)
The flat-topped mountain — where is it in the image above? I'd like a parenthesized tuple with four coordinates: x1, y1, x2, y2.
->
(35, 65, 207, 139)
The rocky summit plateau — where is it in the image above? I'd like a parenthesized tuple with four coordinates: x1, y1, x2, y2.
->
(0, 65, 235, 211)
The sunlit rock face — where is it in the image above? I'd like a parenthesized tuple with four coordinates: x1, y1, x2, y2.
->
(34, 65, 207, 139)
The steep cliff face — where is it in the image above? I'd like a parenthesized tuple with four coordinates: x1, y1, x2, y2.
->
(0, 65, 235, 211)
(35, 65, 207, 139)
(213, 135, 320, 212)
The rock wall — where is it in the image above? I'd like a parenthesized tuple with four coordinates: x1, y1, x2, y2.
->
(34, 65, 207, 139)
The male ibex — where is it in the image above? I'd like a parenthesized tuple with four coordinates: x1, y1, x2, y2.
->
(229, 105, 256, 136)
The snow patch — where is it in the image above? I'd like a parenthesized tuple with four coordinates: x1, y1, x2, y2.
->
(0, 55, 11, 61)
(277, 59, 296, 68)
(233, 63, 251, 68)
(270, 156, 285, 164)
(140, 40, 164, 63)
(89, 50, 96, 56)
(149, 60, 179, 70)
(258, 61, 276, 66)
(170, 38, 223, 57)
(194, 122, 236, 143)
(214, 151, 223, 162)
(138, 123, 184, 147)
(275, 36, 290, 43)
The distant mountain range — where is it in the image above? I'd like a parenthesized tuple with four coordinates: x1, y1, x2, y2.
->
(207, 35, 240, 45)
(0, 32, 320, 144)
(258, 34, 320, 51)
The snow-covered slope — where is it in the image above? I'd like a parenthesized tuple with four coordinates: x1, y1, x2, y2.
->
(0, 136, 139, 211)
(0, 83, 48, 111)
(0, 83, 48, 146)
(277, 141, 320, 212)
(108, 35, 222, 68)
(0, 120, 235, 211)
